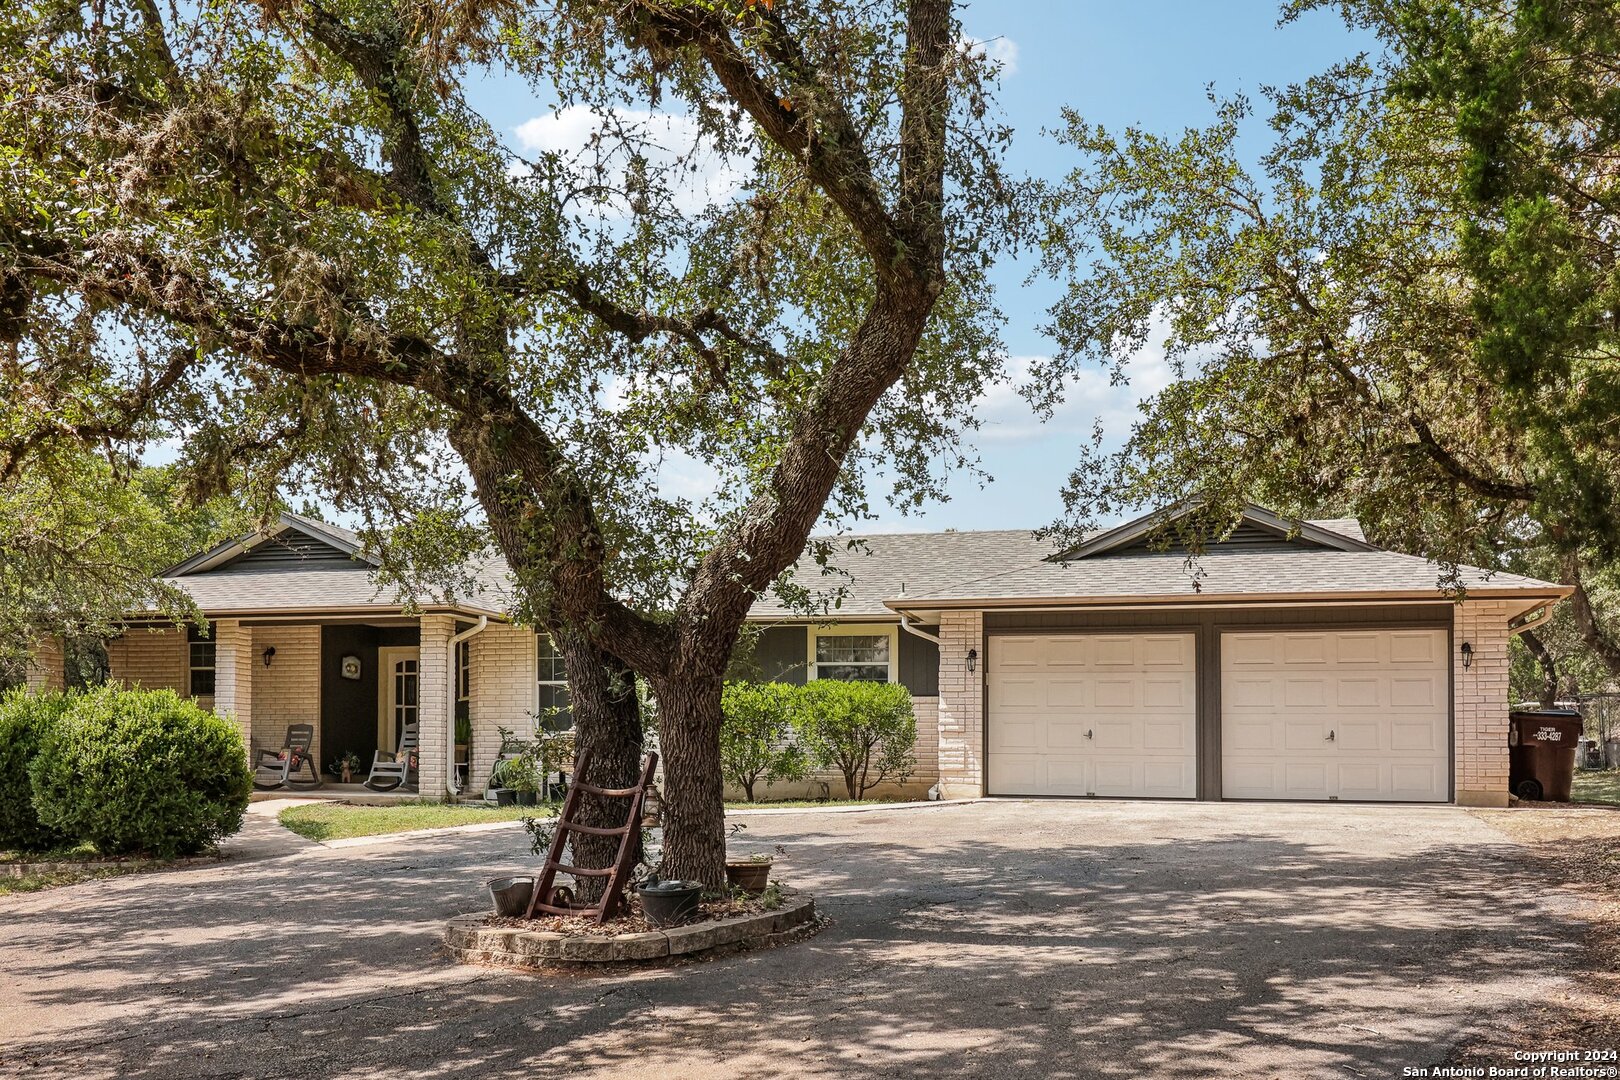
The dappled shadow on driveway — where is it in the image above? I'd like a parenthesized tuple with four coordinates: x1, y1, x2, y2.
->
(0, 801, 1586, 1079)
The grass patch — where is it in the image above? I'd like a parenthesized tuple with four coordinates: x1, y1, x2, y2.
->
(725, 798, 900, 810)
(1574, 770, 1620, 807)
(278, 801, 547, 842)
(0, 841, 100, 865)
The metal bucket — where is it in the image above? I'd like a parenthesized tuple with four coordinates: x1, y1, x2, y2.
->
(488, 876, 535, 917)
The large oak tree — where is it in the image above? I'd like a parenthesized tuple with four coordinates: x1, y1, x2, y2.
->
(0, 0, 1020, 885)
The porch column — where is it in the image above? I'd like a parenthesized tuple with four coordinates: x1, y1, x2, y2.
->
(24, 636, 65, 692)
(211, 619, 253, 759)
(418, 614, 455, 798)
(936, 610, 985, 799)
(1454, 600, 1512, 807)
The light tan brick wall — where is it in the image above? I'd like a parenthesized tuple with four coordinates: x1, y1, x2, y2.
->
(468, 623, 537, 792)
(418, 614, 454, 798)
(211, 620, 253, 757)
(24, 637, 65, 692)
(937, 610, 984, 799)
(1455, 600, 1512, 807)
(249, 626, 321, 767)
(105, 628, 187, 695)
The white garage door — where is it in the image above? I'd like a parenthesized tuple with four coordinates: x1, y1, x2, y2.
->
(1221, 630, 1449, 802)
(987, 633, 1197, 798)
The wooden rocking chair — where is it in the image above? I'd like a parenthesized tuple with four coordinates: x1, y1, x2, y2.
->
(524, 748, 659, 924)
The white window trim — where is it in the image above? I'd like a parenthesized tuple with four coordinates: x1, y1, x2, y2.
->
(535, 632, 570, 727)
(806, 623, 899, 683)
(456, 638, 472, 705)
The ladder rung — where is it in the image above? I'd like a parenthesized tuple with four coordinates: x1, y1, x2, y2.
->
(560, 820, 632, 837)
(550, 863, 614, 878)
(527, 902, 602, 917)
(568, 782, 643, 797)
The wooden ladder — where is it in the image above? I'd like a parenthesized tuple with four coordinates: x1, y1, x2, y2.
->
(524, 748, 659, 924)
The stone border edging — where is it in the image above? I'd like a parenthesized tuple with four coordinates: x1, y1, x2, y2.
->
(445, 893, 817, 969)
(1, 854, 220, 878)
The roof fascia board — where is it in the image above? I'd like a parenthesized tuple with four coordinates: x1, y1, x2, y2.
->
(880, 586, 1573, 612)
(1060, 502, 1377, 560)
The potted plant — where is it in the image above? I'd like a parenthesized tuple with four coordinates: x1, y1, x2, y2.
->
(637, 878, 703, 927)
(329, 751, 362, 784)
(723, 823, 774, 895)
(510, 761, 541, 807)
(486, 758, 519, 805)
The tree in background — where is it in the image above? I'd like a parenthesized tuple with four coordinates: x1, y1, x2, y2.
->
(1036, 0, 1620, 691)
(0, 452, 253, 688)
(0, 0, 1022, 885)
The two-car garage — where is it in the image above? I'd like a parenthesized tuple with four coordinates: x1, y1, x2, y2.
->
(986, 624, 1452, 803)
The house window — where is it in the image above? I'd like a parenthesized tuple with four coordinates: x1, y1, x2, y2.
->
(456, 638, 471, 704)
(536, 634, 572, 731)
(187, 625, 215, 697)
(809, 625, 896, 682)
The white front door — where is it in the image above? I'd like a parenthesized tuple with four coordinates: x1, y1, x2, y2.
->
(377, 647, 420, 754)
(987, 633, 1198, 798)
(1221, 630, 1449, 802)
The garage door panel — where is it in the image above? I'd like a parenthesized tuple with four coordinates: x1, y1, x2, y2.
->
(1141, 720, 1191, 751)
(1283, 634, 1328, 665)
(1143, 676, 1191, 708)
(993, 677, 1042, 709)
(1335, 719, 1382, 751)
(988, 633, 1196, 799)
(989, 718, 1040, 753)
(1335, 633, 1381, 664)
(1093, 679, 1137, 709)
(1390, 677, 1439, 708)
(1045, 678, 1090, 708)
(1222, 628, 1448, 803)
(1336, 678, 1381, 707)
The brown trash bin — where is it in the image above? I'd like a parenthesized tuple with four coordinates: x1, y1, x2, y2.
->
(1508, 709, 1584, 802)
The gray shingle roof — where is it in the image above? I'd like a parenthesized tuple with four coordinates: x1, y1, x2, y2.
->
(748, 517, 1563, 619)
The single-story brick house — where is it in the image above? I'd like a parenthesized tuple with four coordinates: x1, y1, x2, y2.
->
(745, 504, 1569, 808)
(21, 504, 1567, 808)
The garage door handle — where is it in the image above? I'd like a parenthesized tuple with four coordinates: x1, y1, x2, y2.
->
(1085, 729, 1093, 740)
(1326, 730, 1335, 742)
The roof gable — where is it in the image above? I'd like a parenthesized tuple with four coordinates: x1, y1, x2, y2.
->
(1061, 503, 1376, 560)
(164, 512, 375, 578)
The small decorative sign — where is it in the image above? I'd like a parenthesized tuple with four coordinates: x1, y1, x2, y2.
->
(340, 654, 362, 681)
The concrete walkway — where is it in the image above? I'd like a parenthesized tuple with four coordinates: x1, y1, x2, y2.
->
(0, 800, 1590, 1079)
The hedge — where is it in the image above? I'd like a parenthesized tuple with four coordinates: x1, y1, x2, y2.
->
(0, 689, 74, 851)
(720, 680, 918, 800)
(30, 686, 252, 857)
(720, 681, 806, 801)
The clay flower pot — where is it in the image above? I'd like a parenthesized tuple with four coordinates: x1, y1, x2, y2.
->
(725, 858, 772, 896)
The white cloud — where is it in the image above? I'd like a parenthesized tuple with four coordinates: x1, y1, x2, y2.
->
(958, 34, 1019, 78)
(972, 343, 1177, 447)
(512, 106, 751, 216)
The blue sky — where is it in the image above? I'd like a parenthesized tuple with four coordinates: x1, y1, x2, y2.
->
(462, 3, 1374, 534)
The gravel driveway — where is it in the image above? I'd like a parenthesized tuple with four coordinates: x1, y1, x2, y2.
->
(0, 799, 1589, 1079)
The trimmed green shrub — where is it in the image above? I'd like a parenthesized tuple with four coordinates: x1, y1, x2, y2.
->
(720, 682, 807, 801)
(790, 680, 917, 800)
(30, 687, 252, 857)
(0, 689, 75, 851)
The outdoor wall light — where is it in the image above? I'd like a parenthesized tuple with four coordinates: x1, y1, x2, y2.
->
(966, 648, 978, 673)
(1460, 641, 1473, 671)
(262, 646, 277, 668)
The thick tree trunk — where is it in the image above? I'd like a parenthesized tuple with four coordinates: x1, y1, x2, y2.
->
(651, 671, 728, 889)
(1518, 628, 1560, 708)
(555, 628, 643, 904)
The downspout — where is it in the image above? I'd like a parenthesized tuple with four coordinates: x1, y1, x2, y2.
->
(446, 616, 489, 798)
(897, 610, 942, 645)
